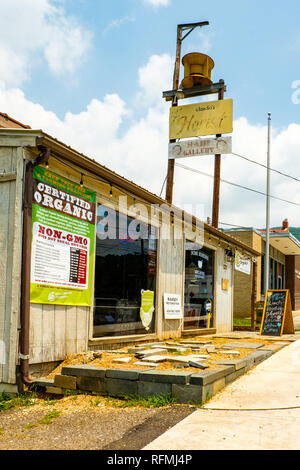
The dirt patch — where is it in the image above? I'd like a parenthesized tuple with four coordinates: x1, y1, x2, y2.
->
(0, 394, 194, 450)
(46, 336, 275, 379)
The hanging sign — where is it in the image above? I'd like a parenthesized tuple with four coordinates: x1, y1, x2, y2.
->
(169, 98, 233, 140)
(260, 290, 295, 336)
(140, 290, 155, 330)
(164, 293, 183, 320)
(168, 136, 232, 159)
(30, 166, 96, 306)
(235, 252, 251, 276)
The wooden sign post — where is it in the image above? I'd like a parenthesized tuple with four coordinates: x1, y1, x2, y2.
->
(260, 289, 295, 336)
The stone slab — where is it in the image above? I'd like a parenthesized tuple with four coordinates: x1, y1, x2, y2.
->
(217, 351, 241, 356)
(45, 386, 64, 395)
(134, 362, 159, 368)
(105, 369, 140, 381)
(135, 349, 168, 358)
(77, 376, 107, 394)
(225, 367, 246, 385)
(61, 365, 106, 378)
(216, 359, 247, 370)
(33, 378, 54, 388)
(260, 343, 287, 352)
(225, 342, 265, 349)
(138, 370, 192, 385)
(151, 345, 187, 352)
(190, 366, 235, 386)
(188, 361, 209, 370)
(106, 378, 138, 397)
(138, 381, 172, 397)
(112, 357, 132, 364)
(248, 350, 273, 364)
(180, 340, 212, 345)
(127, 347, 148, 354)
(162, 354, 210, 364)
(54, 374, 77, 390)
(140, 355, 170, 363)
(171, 384, 204, 405)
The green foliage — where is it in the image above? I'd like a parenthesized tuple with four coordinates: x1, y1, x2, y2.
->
(39, 410, 61, 424)
(63, 389, 85, 396)
(91, 397, 102, 407)
(23, 423, 37, 430)
(43, 397, 58, 406)
(0, 392, 35, 411)
(105, 393, 177, 408)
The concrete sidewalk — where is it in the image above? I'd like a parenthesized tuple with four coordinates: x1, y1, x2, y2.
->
(144, 339, 300, 450)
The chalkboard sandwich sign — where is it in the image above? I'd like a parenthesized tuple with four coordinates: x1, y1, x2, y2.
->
(260, 289, 295, 336)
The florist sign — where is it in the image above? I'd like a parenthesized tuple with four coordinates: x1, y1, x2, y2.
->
(235, 251, 251, 276)
(30, 166, 96, 306)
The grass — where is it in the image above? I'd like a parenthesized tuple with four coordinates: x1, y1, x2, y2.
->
(39, 410, 61, 425)
(0, 392, 35, 411)
(23, 423, 37, 430)
(105, 393, 177, 408)
(233, 317, 261, 328)
(91, 397, 103, 407)
(43, 397, 58, 406)
(63, 389, 86, 397)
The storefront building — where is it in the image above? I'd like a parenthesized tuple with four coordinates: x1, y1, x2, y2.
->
(225, 221, 300, 318)
(0, 127, 258, 393)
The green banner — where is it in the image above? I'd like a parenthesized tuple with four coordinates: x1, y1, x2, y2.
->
(140, 290, 155, 331)
(30, 166, 96, 306)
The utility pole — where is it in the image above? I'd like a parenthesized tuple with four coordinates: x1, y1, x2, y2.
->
(211, 80, 225, 228)
(264, 112, 271, 294)
(165, 22, 209, 204)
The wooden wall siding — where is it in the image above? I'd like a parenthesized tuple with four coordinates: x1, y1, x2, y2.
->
(0, 147, 23, 384)
(156, 223, 184, 340)
(29, 304, 89, 364)
(215, 248, 233, 332)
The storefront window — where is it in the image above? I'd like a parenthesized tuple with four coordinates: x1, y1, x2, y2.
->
(93, 205, 157, 337)
(184, 242, 214, 330)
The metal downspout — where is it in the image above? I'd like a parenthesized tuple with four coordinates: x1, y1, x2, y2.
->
(20, 147, 50, 386)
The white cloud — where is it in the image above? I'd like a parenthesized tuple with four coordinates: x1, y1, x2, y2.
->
(103, 16, 136, 35)
(143, 0, 171, 6)
(184, 30, 213, 55)
(0, 0, 92, 86)
(1, 53, 300, 230)
(137, 53, 173, 107)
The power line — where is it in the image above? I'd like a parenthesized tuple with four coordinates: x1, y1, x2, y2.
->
(175, 162, 300, 208)
(231, 151, 300, 184)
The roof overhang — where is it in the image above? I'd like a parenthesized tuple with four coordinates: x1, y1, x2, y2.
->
(268, 233, 300, 255)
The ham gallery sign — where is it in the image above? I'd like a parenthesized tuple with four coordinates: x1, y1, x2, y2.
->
(30, 165, 96, 306)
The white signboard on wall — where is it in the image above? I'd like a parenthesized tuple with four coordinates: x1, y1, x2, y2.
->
(235, 252, 251, 276)
(164, 293, 183, 319)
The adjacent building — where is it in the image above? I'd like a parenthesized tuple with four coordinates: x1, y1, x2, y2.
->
(225, 219, 300, 319)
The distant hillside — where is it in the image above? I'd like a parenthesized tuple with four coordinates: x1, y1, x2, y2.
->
(289, 228, 300, 242)
(271, 227, 300, 242)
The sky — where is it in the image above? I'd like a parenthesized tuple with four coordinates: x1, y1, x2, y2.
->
(1, 0, 300, 229)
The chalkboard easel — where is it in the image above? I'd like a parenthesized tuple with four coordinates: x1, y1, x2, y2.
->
(260, 289, 294, 336)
